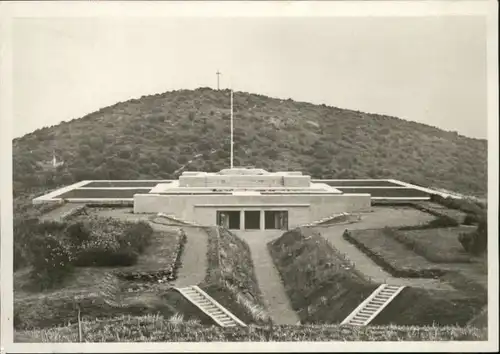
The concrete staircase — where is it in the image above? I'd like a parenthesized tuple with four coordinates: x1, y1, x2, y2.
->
(175, 285, 247, 327)
(341, 284, 405, 326)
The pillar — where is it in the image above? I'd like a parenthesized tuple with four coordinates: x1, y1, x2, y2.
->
(240, 210, 245, 230)
(260, 210, 265, 230)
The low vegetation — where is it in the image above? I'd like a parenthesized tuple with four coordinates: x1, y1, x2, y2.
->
(343, 229, 446, 278)
(373, 287, 486, 327)
(13, 88, 487, 202)
(200, 227, 269, 324)
(268, 227, 378, 324)
(18, 216, 155, 289)
(14, 212, 187, 330)
(15, 314, 487, 342)
(384, 227, 474, 263)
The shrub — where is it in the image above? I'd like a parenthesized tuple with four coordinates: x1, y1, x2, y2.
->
(463, 213, 479, 225)
(27, 233, 74, 289)
(459, 223, 486, 255)
(72, 217, 152, 267)
(399, 215, 458, 230)
(66, 221, 91, 246)
(118, 221, 154, 253)
(74, 247, 138, 267)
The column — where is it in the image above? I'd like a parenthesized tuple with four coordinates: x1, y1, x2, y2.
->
(240, 210, 245, 230)
(260, 210, 265, 230)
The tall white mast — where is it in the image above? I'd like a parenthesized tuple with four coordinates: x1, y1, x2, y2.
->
(230, 89, 234, 169)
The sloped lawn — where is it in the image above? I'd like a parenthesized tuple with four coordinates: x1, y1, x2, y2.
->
(268, 227, 378, 324)
(343, 228, 446, 278)
(199, 227, 269, 325)
(384, 227, 475, 263)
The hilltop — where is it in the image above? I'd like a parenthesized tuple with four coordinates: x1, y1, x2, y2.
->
(12, 87, 487, 198)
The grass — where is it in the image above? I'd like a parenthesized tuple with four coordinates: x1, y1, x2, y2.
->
(199, 226, 269, 324)
(372, 286, 487, 327)
(335, 187, 430, 198)
(413, 201, 468, 224)
(268, 227, 378, 324)
(14, 268, 175, 330)
(55, 188, 150, 199)
(114, 229, 185, 274)
(343, 229, 446, 278)
(15, 314, 487, 342)
(384, 227, 475, 263)
(14, 225, 185, 330)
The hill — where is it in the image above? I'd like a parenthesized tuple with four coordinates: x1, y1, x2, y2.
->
(12, 87, 487, 198)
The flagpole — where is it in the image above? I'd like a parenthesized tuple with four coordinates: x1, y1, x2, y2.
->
(230, 89, 234, 169)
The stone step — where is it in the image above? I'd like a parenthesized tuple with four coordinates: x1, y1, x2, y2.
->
(176, 286, 246, 328)
(341, 284, 405, 326)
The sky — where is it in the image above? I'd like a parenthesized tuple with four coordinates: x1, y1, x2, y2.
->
(12, 15, 488, 139)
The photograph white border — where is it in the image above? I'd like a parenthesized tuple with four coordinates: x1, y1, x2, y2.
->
(1, 1, 498, 352)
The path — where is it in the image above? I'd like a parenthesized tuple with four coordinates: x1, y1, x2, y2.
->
(315, 224, 453, 290)
(235, 230, 300, 325)
(173, 226, 208, 287)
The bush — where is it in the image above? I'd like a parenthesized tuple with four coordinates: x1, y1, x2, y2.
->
(27, 234, 74, 289)
(72, 217, 153, 267)
(399, 215, 458, 230)
(463, 213, 479, 225)
(118, 221, 154, 253)
(74, 248, 138, 267)
(66, 221, 91, 246)
(459, 224, 487, 255)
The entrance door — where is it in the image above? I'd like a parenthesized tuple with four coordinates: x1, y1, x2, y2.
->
(244, 210, 260, 230)
(264, 211, 288, 230)
(217, 211, 240, 229)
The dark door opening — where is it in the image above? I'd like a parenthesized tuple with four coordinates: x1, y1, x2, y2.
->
(217, 211, 240, 229)
(265, 211, 288, 230)
(244, 210, 260, 230)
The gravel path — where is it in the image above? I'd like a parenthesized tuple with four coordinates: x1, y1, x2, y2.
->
(235, 231, 300, 325)
(173, 226, 208, 288)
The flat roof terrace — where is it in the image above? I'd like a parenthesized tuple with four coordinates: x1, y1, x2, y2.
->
(32, 178, 456, 205)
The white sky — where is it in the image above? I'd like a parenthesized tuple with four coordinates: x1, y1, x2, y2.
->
(12, 15, 487, 138)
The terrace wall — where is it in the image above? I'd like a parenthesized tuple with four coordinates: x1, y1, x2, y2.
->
(134, 193, 371, 228)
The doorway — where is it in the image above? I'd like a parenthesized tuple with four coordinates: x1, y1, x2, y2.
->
(244, 210, 260, 230)
(265, 211, 288, 230)
(217, 211, 240, 229)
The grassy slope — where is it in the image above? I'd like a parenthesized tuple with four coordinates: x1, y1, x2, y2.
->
(14, 219, 184, 330)
(15, 314, 487, 342)
(372, 287, 486, 327)
(268, 227, 378, 324)
(13, 88, 487, 199)
(342, 227, 487, 326)
(199, 227, 269, 324)
(385, 226, 475, 263)
(343, 229, 446, 278)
